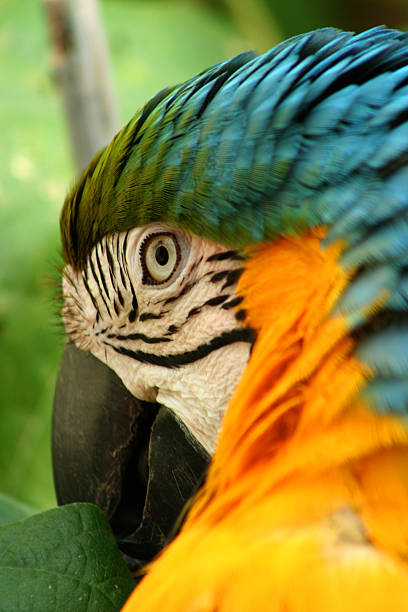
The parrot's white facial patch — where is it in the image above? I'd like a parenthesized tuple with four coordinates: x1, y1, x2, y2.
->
(62, 223, 254, 454)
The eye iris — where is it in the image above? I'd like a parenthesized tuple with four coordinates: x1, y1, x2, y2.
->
(141, 232, 183, 285)
(155, 245, 169, 266)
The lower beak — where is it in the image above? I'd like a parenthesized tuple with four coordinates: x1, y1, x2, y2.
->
(52, 341, 209, 570)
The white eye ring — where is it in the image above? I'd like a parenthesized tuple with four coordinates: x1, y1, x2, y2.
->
(140, 233, 181, 284)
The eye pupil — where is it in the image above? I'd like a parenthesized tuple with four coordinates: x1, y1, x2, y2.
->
(140, 232, 183, 285)
(155, 245, 169, 266)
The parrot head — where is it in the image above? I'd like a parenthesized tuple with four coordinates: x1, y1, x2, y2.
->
(53, 51, 261, 566)
(54, 25, 408, 571)
(54, 220, 254, 565)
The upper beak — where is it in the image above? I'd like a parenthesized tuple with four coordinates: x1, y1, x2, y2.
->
(52, 341, 209, 570)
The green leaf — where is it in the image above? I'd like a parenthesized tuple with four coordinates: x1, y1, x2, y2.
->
(0, 493, 35, 526)
(0, 503, 135, 611)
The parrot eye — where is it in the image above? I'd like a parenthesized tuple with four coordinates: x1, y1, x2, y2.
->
(140, 233, 181, 284)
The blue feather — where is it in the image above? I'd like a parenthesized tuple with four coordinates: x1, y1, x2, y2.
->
(303, 86, 358, 136)
(369, 123, 408, 169)
(341, 217, 408, 267)
(334, 266, 399, 327)
(386, 274, 408, 311)
(355, 328, 408, 378)
(370, 92, 408, 128)
(361, 378, 408, 415)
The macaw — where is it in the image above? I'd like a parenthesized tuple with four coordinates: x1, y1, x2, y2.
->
(54, 26, 408, 609)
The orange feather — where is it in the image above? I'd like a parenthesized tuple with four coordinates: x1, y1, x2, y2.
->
(122, 229, 408, 611)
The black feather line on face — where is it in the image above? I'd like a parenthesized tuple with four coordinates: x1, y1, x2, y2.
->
(206, 251, 245, 262)
(221, 269, 244, 291)
(222, 296, 243, 310)
(139, 312, 165, 322)
(103, 328, 255, 369)
(95, 242, 110, 301)
(106, 331, 172, 345)
(88, 254, 113, 319)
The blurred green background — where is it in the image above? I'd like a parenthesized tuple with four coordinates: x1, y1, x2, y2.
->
(1, 0, 407, 511)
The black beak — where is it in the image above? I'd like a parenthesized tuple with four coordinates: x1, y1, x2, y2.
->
(52, 341, 209, 571)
